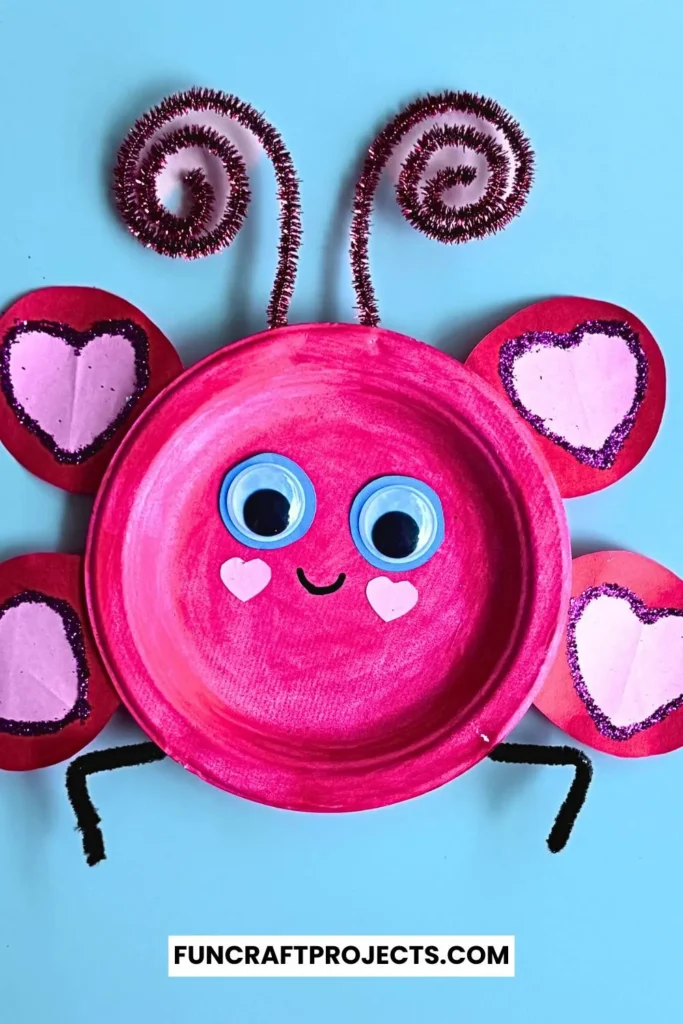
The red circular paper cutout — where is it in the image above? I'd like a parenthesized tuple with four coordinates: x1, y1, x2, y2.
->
(465, 297, 666, 498)
(0, 287, 183, 494)
(0, 553, 119, 770)
(535, 550, 683, 757)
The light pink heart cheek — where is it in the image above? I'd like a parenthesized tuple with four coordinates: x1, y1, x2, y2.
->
(513, 333, 638, 449)
(576, 596, 683, 726)
(366, 577, 418, 622)
(220, 557, 272, 602)
(8, 330, 137, 451)
(0, 603, 79, 722)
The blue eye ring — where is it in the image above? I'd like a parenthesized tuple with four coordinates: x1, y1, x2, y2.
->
(219, 453, 316, 550)
(349, 475, 444, 572)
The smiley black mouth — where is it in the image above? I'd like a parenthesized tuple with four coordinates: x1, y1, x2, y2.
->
(296, 568, 346, 595)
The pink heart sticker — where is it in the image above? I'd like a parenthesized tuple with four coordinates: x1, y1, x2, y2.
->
(220, 557, 272, 602)
(366, 577, 418, 622)
(1, 320, 149, 463)
(569, 584, 683, 740)
(0, 595, 85, 727)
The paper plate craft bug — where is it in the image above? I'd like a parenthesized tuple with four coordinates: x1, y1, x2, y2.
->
(0, 87, 674, 867)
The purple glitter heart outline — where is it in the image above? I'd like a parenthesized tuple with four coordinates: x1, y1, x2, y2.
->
(568, 582, 683, 741)
(0, 590, 90, 737)
(499, 319, 648, 470)
(0, 318, 150, 465)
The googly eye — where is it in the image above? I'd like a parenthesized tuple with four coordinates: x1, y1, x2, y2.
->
(350, 475, 444, 571)
(219, 453, 316, 549)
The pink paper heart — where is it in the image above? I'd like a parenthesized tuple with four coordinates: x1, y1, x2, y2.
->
(569, 584, 683, 740)
(366, 576, 418, 622)
(220, 557, 272, 602)
(499, 321, 646, 468)
(1, 320, 149, 462)
(0, 595, 84, 727)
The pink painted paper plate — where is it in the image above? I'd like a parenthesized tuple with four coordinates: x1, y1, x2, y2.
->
(86, 323, 570, 811)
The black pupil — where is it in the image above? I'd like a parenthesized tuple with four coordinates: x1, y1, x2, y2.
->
(371, 510, 419, 559)
(243, 489, 291, 537)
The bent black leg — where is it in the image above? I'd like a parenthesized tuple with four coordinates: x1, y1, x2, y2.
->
(66, 742, 167, 866)
(488, 743, 593, 853)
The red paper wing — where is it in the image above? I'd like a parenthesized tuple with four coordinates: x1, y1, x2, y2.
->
(466, 298, 666, 497)
(0, 553, 119, 770)
(0, 286, 182, 494)
(535, 550, 683, 757)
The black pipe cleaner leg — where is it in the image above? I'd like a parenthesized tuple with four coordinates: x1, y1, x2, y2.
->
(488, 743, 593, 853)
(66, 742, 167, 866)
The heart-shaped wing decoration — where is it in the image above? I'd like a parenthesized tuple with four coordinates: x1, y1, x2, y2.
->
(3, 319, 148, 462)
(0, 553, 119, 771)
(535, 550, 683, 758)
(568, 584, 683, 739)
(466, 297, 666, 497)
(0, 591, 88, 731)
(0, 287, 183, 493)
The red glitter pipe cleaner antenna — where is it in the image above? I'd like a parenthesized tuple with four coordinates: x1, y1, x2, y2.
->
(114, 87, 302, 329)
(350, 91, 534, 327)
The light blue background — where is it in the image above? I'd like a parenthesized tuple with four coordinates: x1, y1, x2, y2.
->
(1, 0, 682, 1020)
